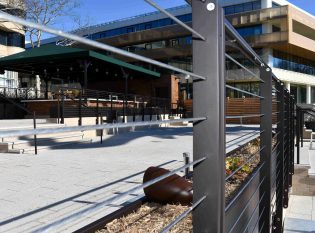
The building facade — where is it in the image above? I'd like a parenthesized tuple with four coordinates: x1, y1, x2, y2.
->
(0, 0, 25, 88)
(36, 0, 315, 104)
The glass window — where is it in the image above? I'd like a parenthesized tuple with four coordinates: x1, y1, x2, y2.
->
(236, 25, 262, 37)
(224, 1, 261, 15)
(311, 87, 315, 103)
(253, 1, 261, 10)
(234, 4, 244, 14)
(243, 3, 253, 12)
(272, 25, 281, 32)
(272, 2, 280, 8)
(0, 31, 7, 45)
(224, 6, 235, 15)
(273, 50, 315, 75)
(126, 27, 134, 33)
(0, 31, 24, 48)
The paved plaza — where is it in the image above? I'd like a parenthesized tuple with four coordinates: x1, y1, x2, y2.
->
(0, 124, 314, 232)
(284, 142, 315, 232)
(0, 127, 194, 232)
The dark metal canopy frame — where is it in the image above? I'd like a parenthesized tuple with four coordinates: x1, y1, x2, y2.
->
(0, 0, 296, 232)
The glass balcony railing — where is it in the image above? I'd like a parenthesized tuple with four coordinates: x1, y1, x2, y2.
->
(244, 31, 288, 44)
(226, 6, 288, 26)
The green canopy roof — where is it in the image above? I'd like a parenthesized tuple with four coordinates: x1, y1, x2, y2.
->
(0, 44, 160, 78)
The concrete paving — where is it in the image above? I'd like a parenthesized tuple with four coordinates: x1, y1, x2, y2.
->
(284, 141, 315, 232)
(0, 124, 267, 232)
(0, 127, 193, 232)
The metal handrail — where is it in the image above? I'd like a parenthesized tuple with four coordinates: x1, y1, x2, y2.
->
(0, 117, 206, 138)
(0, 93, 38, 154)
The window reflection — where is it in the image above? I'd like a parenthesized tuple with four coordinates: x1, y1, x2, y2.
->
(0, 31, 24, 48)
(273, 50, 315, 75)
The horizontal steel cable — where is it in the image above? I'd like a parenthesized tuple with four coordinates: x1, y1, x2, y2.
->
(225, 146, 265, 181)
(0, 117, 206, 138)
(226, 85, 264, 99)
(0, 11, 206, 80)
(225, 54, 263, 82)
(144, 0, 205, 41)
(226, 130, 263, 149)
(225, 19, 265, 67)
(226, 114, 264, 119)
(228, 176, 265, 233)
(226, 130, 260, 144)
(160, 196, 206, 233)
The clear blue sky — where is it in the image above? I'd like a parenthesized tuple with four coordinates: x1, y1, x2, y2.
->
(53, 0, 187, 32)
(287, 0, 315, 15)
(45, 0, 315, 39)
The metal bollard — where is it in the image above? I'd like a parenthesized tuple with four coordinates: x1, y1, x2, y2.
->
(183, 152, 190, 179)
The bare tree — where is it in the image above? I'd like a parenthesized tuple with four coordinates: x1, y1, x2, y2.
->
(0, 0, 80, 48)
(25, 0, 80, 48)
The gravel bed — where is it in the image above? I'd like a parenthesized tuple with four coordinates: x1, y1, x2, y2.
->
(97, 203, 191, 233)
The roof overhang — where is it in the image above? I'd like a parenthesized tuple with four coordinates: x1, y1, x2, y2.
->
(0, 44, 160, 78)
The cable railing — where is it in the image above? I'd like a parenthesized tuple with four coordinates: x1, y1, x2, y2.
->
(0, 0, 296, 232)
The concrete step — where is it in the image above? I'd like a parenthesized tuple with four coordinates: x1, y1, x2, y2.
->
(10, 138, 93, 154)
(0, 119, 48, 127)
(0, 132, 88, 154)
(8, 133, 84, 149)
(0, 123, 67, 141)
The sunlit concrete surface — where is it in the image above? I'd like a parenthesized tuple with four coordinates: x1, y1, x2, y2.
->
(0, 125, 260, 232)
(284, 142, 315, 232)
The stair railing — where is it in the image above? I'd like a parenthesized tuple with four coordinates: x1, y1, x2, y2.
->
(0, 93, 37, 154)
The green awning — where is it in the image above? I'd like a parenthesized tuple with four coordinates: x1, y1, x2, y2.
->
(0, 44, 160, 78)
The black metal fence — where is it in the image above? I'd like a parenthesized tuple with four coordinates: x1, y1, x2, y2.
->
(192, 1, 295, 232)
(0, 87, 40, 99)
(0, 0, 296, 232)
(53, 87, 176, 125)
(295, 105, 315, 164)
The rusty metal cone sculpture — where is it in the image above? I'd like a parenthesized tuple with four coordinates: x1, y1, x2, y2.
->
(143, 166, 193, 206)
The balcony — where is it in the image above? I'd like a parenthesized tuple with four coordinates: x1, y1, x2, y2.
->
(226, 5, 288, 27)
(245, 31, 288, 45)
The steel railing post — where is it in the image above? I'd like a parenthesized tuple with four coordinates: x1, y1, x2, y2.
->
(192, 1, 225, 232)
(290, 96, 295, 176)
(183, 152, 190, 179)
(33, 112, 37, 155)
(78, 90, 82, 126)
(110, 94, 113, 122)
(274, 81, 284, 232)
(296, 106, 300, 164)
(301, 110, 304, 147)
(259, 67, 273, 232)
(288, 95, 294, 187)
(61, 89, 65, 124)
(142, 99, 145, 121)
(96, 93, 99, 124)
(283, 91, 290, 208)
(133, 97, 136, 122)
(57, 93, 60, 124)
(100, 114, 103, 144)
